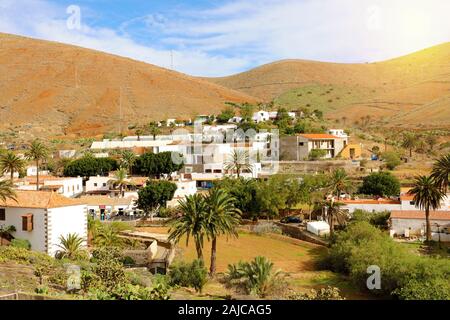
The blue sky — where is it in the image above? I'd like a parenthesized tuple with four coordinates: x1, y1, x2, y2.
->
(0, 0, 449, 76)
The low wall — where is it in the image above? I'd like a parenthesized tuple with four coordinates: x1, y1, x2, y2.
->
(277, 160, 360, 174)
(122, 240, 158, 265)
(273, 222, 329, 246)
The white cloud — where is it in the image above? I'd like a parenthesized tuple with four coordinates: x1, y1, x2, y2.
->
(0, 0, 449, 76)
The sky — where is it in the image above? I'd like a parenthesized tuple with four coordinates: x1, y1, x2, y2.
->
(0, 0, 449, 76)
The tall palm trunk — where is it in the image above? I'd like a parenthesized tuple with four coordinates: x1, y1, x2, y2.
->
(195, 238, 203, 262)
(425, 207, 431, 242)
(210, 237, 217, 275)
(36, 160, 40, 191)
(328, 211, 334, 237)
(10, 170, 14, 181)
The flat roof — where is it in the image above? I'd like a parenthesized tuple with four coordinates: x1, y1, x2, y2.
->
(298, 134, 339, 140)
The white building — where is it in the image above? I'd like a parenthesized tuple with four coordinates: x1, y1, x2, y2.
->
(342, 194, 450, 214)
(0, 191, 87, 256)
(390, 210, 450, 241)
(16, 176, 83, 198)
(26, 166, 50, 177)
(252, 111, 270, 123)
(328, 129, 349, 139)
(79, 196, 137, 220)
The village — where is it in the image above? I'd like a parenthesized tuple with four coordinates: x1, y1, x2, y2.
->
(1, 106, 449, 300)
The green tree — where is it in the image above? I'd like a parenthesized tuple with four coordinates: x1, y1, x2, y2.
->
(55, 233, 85, 260)
(0, 151, 25, 181)
(25, 140, 49, 190)
(0, 180, 16, 202)
(359, 172, 401, 197)
(169, 194, 208, 261)
(401, 132, 417, 157)
(137, 180, 177, 216)
(204, 189, 241, 275)
(319, 199, 347, 237)
(224, 149, 252, 178)
(327, 169, 351, 200)
(214, 178, 259, 219)
(216, 106, 235, 124)
(239, 103, 255, 122)
(408, 175, 445, 242)
(431, 154, 450, 192)
(64, 156, 119, 177)
(134, 152, 183, 178)
(94, 226, 123, 247)
(425, 135, 438, 152)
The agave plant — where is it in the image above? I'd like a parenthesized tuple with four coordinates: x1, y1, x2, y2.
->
(55, 233, 85, 260)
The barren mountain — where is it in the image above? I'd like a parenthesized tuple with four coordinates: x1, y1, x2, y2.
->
(206, 43, 450, 128)
(0, 33, 257, 138)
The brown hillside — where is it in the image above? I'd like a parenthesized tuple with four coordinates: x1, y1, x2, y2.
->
(206, 43, 450, 128)
(0, 33, 257, 138)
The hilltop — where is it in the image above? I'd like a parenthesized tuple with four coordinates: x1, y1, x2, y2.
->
(0, 33, 257, 138)
(206, 43, 450, 128)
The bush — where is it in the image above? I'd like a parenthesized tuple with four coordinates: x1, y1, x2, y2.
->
(358, 172, 400, 197)
(320, 221, 450, 299)
(11, 238, 31, 250)
(168, 259, 208, 293)
(309, 149, 327, 160)
(351, 210, 390, 230)
(290, 286, 345, 300)
(381, 151, 402, 170)
(64, 156, 118, 177)
(225, 256, 286, 298)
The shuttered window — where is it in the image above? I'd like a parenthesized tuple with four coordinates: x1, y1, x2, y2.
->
(22, 214, 33, 232)
(0, 208, 5, 221)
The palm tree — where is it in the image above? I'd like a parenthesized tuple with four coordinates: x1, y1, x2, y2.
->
(0, 180, 16, 202)
(94, 225, 123, 247)
(319, 199, 347, 237)
(408, 175, 445, 242)
(401, 132, 417, 157)
(135, 128, 143, 141)
(0, 225, 16, 246)
(169, 194, 208, 261)
(108, 167, 131, 198)
(25, 140, 48, 190)
(0, 151, 25, 181)
(148, 122, 161, 140)
(55, 233, 85, 259)
(205, 189, 241, 275)
(120, 150, 137, 175)
(431, 154, 450, 192)
(327, 168, 350, 200)
(224, 149, 253, 178)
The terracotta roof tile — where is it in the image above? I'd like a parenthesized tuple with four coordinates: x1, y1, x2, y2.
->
(298, 134, 339, 139)
(0, 190, 84, 209)
(391, 210, 450, 220)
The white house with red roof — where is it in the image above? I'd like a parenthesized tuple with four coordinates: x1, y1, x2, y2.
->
(0, 191, 87, 256)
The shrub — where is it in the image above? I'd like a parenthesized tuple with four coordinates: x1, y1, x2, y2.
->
(168, 259, 208, 293)
(122, 256, 135, 266)
(90, 247, 127, 291)
(320, 221, 450, 299)
(309, 149, 327, 160)
(358, 172, 400, 197)
(225, 256, 286, 298)
(11, 238, 31, 250)
(381, 151, 402, 170)
(290, 286, 345, 300)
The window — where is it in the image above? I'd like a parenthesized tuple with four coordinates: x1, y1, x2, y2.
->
(22, 215, 33, 232)
(298, 142, 304, 146)
(185, 167, 193, 174)
(410, 201, 415, 205)
(94, 183, 98, 187)
(0, 208, 5, 221)
(103, 183, 107, 187)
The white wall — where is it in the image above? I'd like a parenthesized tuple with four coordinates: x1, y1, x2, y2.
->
(343, 203, 402, 213)
(48, 205, 87, 256)
(45, 178, 83, 198)
(0, 207, 47, 252)
(86, 176, 110, 193)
